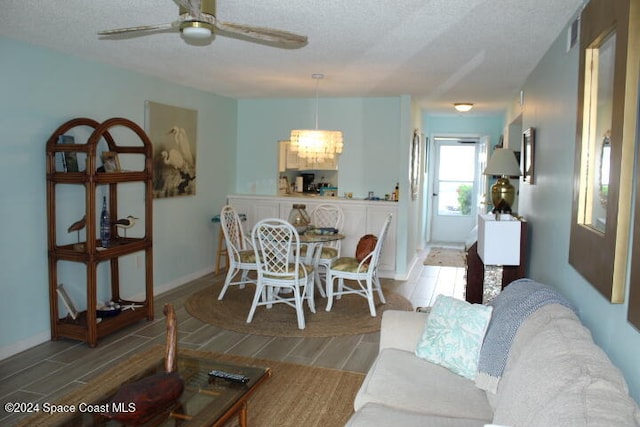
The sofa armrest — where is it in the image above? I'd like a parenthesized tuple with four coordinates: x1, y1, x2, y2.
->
(379, 310, 428, 353)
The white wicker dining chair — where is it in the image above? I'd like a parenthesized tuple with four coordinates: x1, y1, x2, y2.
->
(217, 205, 257, 300)
(306, 204, 344, 297)
(247, 218, 316, 329)
(325, 214, 392, 317)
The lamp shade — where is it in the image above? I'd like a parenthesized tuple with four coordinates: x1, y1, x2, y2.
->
(289, 130, 343, 160)
(484, 148, 522, 177)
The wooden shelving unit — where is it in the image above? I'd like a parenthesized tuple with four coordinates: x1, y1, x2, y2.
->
(46, 117, 154, 347)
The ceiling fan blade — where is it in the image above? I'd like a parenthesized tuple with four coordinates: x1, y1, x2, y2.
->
(98, 21, 180, 36)
(215, 21, 307, 48)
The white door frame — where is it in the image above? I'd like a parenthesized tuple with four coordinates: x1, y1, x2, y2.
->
(425, 134, 487, 243)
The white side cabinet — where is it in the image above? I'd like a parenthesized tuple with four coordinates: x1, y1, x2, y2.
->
(226, 195, 398, 276)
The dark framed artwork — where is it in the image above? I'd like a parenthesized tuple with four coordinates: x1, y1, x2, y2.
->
(101, 151, 121, 172)
(145, 101, 197, 198)
(521, 127, 535, 184)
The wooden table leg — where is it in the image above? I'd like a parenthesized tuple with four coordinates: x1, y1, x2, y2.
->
(238, 401, 248, 427)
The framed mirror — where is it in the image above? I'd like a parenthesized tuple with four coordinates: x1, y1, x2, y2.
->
(569, 0, 639, 303)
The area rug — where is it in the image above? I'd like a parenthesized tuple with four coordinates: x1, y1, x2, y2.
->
(17, 345, 364, 427)
(185, 277, 413, 337)
(423, 247, 467, 268)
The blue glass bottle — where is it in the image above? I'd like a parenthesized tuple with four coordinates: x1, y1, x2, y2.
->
(100, 196, 110, 248)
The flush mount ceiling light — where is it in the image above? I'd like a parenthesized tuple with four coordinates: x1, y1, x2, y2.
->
(289, 74, 344, 161)
(454, 103, 474, 112)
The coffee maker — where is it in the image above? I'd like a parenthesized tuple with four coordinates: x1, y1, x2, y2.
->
(300, 173, 316, 193)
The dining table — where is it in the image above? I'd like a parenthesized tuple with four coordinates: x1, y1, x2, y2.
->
(298, 229, 345, 298)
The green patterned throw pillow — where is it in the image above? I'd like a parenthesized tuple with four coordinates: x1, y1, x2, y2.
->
(415, 295, 493, 380)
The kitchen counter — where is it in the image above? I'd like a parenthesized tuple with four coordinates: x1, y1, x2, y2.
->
(277, 192, 399, 203)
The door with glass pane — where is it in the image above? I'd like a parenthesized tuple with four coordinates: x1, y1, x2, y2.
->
(430, 138, 478, 242)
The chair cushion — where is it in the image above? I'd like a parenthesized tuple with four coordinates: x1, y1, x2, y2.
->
(415, 295, 493, 380)
(264, 263, 314, 280)
(319, 247, 338, 259)
(331, 257, 370, 273)
(238, 250, 256, 263)
(356, 234, 377, 262)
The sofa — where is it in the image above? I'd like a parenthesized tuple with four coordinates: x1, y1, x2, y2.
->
(346, 279, 640, 426)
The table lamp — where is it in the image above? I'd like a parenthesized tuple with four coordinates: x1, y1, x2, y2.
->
(483, 148, 522, 213)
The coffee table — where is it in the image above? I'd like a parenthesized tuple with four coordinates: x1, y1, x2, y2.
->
(17, 346, 271, 427)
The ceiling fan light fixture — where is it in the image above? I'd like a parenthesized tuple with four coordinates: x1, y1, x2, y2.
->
(180, 21, 213, 40)
(454, 103, 474, 112)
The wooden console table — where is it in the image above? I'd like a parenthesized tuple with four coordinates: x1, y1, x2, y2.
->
(466, 220, 528, 304)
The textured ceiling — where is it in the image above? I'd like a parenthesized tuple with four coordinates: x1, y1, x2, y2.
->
(0, 0, 585, 114)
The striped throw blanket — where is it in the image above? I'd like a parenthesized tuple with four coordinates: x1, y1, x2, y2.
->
(476, 279, 575, 393)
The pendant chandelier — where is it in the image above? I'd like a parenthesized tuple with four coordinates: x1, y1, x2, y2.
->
(289, 74, 343, 161)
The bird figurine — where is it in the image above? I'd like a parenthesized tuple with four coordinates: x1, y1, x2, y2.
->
(113, 215, 138, 237)
(67, 215, 86, 243)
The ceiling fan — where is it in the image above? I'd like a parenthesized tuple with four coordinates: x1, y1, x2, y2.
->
(98, 0, 308, 49)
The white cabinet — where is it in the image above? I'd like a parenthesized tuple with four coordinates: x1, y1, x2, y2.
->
(227, 196, 279, 234)
(340, 203, 368, 259)
(227, 195, 397, 276)
(366, 205, 398, 272)
(301, 156, 338, 171)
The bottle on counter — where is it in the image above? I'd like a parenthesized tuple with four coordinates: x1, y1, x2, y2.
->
(393, 182, 399, 201)
(288, 204, 311, 233)
(100, 196, 111, 248)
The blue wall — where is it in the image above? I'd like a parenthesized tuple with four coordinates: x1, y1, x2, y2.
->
(0, 37, 237, 355)
(505, 19, 640, 401)
(423, 114, 505, 148)
(236, 96, 419, 278)
(236, 97, 407, 199)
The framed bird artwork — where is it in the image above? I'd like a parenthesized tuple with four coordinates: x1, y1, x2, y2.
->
(145, 101, 197, 199)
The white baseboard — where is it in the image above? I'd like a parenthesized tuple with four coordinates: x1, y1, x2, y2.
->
(0, 331, 51, 361)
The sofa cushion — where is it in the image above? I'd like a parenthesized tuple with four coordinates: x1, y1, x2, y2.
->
(521, 374, 640, 427)
(492, 304, 639, 426)
(379, 310, 429, 353)
(354, 348, 493, 422)
(416, 295, 493, 380)
(346, 403, 487, 427)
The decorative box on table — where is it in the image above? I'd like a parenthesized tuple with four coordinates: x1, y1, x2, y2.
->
(477, 213, 521, 266)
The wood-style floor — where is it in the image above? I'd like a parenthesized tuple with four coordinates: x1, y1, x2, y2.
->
(0, 247, 466, 426)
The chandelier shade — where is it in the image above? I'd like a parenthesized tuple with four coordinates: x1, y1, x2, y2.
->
(289, 74, 344, 161)
(289, 129, 343, 160)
